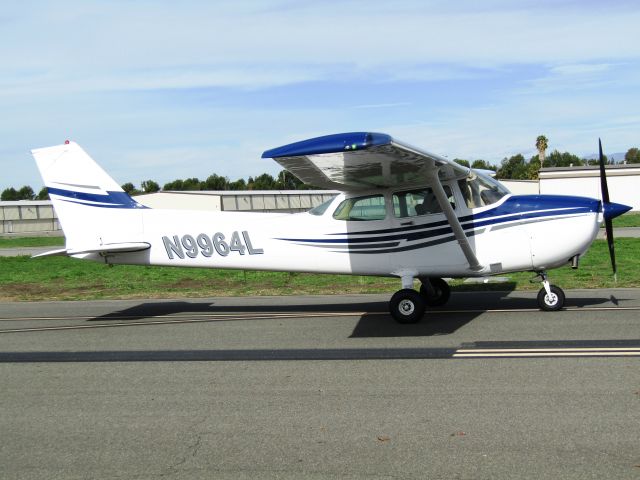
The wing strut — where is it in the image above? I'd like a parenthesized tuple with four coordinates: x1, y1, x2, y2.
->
(428, 172, 483, 271)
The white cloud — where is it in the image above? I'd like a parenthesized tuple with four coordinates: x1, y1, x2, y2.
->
(3, 2, 640, 92)
(2, 1, 640, 191)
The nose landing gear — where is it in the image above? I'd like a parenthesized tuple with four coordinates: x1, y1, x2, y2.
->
(534, 271, 565, 311)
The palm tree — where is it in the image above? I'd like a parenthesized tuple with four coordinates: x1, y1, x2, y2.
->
(536, 135, 549, 164)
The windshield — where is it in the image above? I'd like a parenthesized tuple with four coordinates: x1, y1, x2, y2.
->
(308, 197, 335, 216)
(458, 172, 510, 209)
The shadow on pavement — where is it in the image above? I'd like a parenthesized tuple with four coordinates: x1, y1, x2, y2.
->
(88, 300, 389, 321)
(86, 287, 621, 338)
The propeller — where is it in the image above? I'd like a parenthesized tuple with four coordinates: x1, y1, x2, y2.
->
(598, 139, 632, 281)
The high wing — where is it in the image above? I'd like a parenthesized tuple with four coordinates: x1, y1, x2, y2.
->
(263, 132, 482, 271)
(261, 132, 470, 191)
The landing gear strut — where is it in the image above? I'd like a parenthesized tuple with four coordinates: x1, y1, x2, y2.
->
(535, 271, 565, 311)
(419, 277, 451, 306)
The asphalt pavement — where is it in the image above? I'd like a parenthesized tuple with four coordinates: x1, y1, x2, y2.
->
(1, 290, 639, 479)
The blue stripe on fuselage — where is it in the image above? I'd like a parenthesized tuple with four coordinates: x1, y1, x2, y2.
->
(468, 195, 599, 221)
(279, 195, 599, 245)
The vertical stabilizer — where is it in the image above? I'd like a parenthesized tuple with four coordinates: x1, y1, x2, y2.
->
(31, 142, 147, 251)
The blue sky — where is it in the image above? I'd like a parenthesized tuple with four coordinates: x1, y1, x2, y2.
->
(1, 0, 640, 192)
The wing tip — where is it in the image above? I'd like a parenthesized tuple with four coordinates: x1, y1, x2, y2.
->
(262, 132, 392, 159)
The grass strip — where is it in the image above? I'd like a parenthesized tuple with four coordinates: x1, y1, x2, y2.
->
(0, 238, 638, 302)
(0, 236, 65, 248)
(610, 212, 640, 228)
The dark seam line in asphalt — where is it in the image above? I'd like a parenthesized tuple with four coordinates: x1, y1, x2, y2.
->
(1, 305, 639, 324)
(0, 348, 457, 363)
(2, 343, 640, 363)
(463, 339, 640, 348)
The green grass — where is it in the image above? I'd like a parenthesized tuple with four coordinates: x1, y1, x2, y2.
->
(611, 212, 640, 228)
(0, 236, 65, 248)
(0, 256, 400, 301)
(597, 212, 640, 228)
(1, 238, 638, 301)
(454, 238, 640, 291)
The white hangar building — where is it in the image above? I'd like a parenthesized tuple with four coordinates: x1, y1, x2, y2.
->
(539, 164, 640, 212)
(2, 166, 637, 235)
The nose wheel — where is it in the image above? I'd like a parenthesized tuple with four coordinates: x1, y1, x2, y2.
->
(535, 272, 565, 311)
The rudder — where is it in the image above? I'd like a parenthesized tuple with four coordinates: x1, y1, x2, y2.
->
(31, 142, 147, 252)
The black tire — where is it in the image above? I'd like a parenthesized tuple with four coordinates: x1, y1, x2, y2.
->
(389, 289, 426, 324)
(419, 277, 451, 307)
(537, 285, 565, 311)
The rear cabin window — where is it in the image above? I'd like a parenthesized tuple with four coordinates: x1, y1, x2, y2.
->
(333, 195, 386, 221)
(393, 186, 455, 218)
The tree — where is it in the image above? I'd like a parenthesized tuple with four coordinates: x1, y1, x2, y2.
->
(203, 174, 229, 190)
(277, 170, 306, 190)
(453, 158, 470, 167)
(585, 154, 609, 166)
(1, 187, 19, 201)
(141, 180, 160, 193)
(527, 155, 541, 180)
(163, 179, 184, 191)
(162, 178, 203, 191)
(36, 187, 49, 200)
(17, 186, 35, 200)
(496, 154, 528, 179)
(121, 182, 136, 194)
(544, 150, 583, 168)
(182, 177, 203, 191)
(536, 135, 548, 163)
(470, 159, 496, 171)
(1, 185, 36, 201)
(625, 147, 640, 164)
(228, 179, 247, 190)
(249, 173, 277, 190)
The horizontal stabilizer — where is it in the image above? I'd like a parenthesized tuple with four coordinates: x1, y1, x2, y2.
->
(31, 248, 69, 258)
(31, 242, 151, 259)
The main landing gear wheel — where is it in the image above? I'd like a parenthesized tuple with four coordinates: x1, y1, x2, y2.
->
(419, 277, 451, 307)
(537, 285, 565, 311)
(389, 289, 425, 324)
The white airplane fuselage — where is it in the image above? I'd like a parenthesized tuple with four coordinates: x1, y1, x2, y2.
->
(78, 190, 601, 279)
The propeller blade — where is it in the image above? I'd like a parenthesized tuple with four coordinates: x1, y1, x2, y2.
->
(605, 217, 617, 280)
(599, 139, 616, 280)
(598, 138, 610, 204)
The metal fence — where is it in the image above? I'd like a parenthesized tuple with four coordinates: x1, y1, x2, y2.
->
(0, 201, 59, 234)
(0, 191, 338, 236)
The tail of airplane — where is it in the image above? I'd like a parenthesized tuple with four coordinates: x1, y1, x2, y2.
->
(31, 141, 149, 257)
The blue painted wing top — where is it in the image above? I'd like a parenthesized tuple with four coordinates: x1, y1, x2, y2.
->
(262, 132, 470, 191)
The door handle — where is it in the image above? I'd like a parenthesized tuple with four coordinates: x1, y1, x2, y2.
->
(401, 221, 414, 226)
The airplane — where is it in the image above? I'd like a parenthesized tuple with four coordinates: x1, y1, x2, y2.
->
(31, 133, 631, 323)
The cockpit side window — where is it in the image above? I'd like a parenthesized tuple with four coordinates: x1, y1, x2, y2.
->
(393, 186, 455, 218)
(458, 173, 509, 209)
(333, 195, 386, 221)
